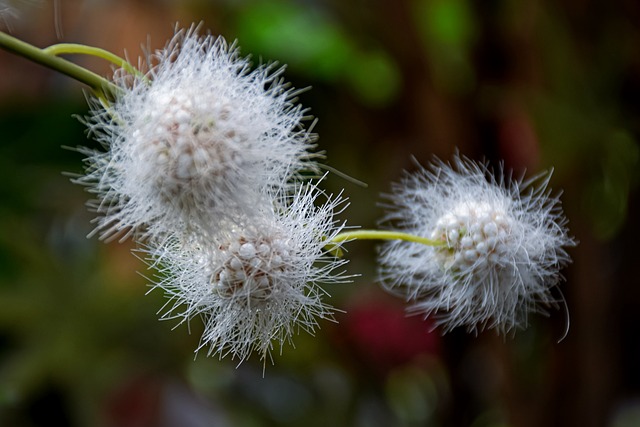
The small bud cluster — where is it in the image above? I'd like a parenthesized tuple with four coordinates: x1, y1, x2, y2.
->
(131, 89, 245, 217)
(431, 202, 513, 270)
(212, 236, 294, 301)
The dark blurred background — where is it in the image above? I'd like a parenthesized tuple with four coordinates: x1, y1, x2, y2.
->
(1, 0, 639, 426)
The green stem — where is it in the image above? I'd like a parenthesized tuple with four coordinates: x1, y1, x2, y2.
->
(0, 31, 119, 99)
(42, 43, 144, 81)
(325, 229, 444, 257)
(331, 229, 444, 246)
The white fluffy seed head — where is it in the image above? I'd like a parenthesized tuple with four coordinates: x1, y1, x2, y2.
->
(379, 155, 576, 335)
(77, 26, 318, 242)
(147, 183, 350, 364)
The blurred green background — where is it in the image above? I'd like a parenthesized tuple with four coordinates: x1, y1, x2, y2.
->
(1, 0, 639, 426)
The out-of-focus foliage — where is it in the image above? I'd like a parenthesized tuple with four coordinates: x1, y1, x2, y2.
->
(412, 0, 477, 93)
(234, 1, 401, 106)
(0, 102, 184, 425)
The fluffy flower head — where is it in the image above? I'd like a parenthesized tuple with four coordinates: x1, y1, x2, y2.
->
(379, 155, 575, 334)
(79, 26, 317, 241)
(149, 183, 349, 363)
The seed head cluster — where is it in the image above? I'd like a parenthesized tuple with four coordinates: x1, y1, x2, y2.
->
(77, 26, 347, 364)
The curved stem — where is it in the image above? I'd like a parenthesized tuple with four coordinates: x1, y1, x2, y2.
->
(331, 229, 445, 247)
(0, 31, 120, 99)
(42, 43, 145, 80)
